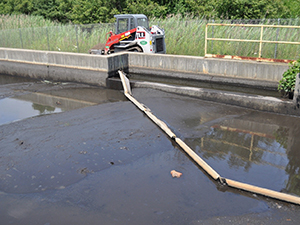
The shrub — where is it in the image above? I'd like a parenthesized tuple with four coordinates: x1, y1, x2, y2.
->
(278, 59, 300, 95)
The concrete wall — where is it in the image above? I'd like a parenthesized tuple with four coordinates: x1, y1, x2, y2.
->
(294, 73, 300, 109)
(0, 48, 289, 89)
(0, 48, 128, 86)
(1, 48, 297, 116)
(128, 53, 289, 89)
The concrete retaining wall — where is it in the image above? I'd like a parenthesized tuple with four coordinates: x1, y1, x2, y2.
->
(0, 48, 298, 116)
(128, 53, 289, 90)
(0, 48, 289, 89)
(0, 48, 128, 86)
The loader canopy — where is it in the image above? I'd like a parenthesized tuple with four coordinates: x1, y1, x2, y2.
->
(114, 14, 149, 34)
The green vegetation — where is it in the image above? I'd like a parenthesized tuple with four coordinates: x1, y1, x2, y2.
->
(0, 14, 58, 29)
(0, 0, 300, 94)
(278, 59, 300, 94)
(154, 16, 300, 60)
(0, 19, 113, 52)
(0, 14, 299, 61)
(0, 0, 299, 24)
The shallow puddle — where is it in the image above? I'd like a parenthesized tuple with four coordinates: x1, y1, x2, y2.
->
(0, 97, 62, 125)
(0, 74, 126, 125)
(185, 120, 300, 196)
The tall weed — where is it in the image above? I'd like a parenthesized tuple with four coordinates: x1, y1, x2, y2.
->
(0, 14, 299, 59)
(0, 14, 58, 29)
(152, 15, 300, 60)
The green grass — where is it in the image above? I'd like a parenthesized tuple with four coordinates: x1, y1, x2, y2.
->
(0, 14, 58, 29)
(152, 15, 300, 60)
(152, 15, 207, 56)
(0, 14, 299, 60)
(0, 19, 114, 52)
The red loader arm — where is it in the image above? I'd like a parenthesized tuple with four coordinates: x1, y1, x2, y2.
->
(104, 28, 137, 54)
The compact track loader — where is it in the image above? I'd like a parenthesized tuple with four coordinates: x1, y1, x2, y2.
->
(89, 14, 166, 55)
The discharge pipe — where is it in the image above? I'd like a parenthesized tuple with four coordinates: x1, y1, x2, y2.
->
(118, 70, 300, 205)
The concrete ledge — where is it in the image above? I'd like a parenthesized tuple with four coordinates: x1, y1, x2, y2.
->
(131, 80, 300, 117)
(128, 53, 288, 89)
(129, 66, 278, 90)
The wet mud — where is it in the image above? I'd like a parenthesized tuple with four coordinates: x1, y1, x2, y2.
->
(1, 75, 300, 224)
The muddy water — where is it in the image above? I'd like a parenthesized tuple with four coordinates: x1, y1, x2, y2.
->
(133, 88, 300, 198)
(1, 75, 300, 224)
(0, 74, 127, 125)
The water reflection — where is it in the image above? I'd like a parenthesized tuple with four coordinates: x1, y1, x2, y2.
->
(284, 124, 300, 196)
(0, 74, 34, 85)
(32, 103, 56, 114)
(0, 87, 126, 126)
(184, 116, 300, 197)
(0, 98, 62, 125)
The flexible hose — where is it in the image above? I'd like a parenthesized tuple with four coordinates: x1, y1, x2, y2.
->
(118, 70, 300, 205)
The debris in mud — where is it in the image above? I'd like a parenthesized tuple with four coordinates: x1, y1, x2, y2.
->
(41, 80, 68, 85)
(170, 170, 182, 178)
(79, 151, 87, 154)
(275, 203, 282, 209)
(56, 186, 65, 190)
(77, 167, 91, 175)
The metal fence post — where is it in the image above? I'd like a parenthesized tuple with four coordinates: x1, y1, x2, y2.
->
(19, 28, 23, 49)
(205, 23, 208, 56)
(75, 25, 79, 53)
(259, 25, 264, 58)
(211, 19, 214, 52)
(274, 18, 280, 59)
(46, 27, 50, 51)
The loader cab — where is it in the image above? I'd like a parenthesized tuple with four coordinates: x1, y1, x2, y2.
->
(114, 14, 149, 34)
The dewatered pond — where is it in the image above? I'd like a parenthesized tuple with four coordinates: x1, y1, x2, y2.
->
(0, 74, 300, 224)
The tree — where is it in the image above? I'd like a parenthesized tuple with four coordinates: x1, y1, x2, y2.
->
(32, 0, 63, 22)
(283, 0, 300, 18)
(124, 0, 167, 18)
(69, 0, 116, 24)
(14, 0, 34, 15)
(185, 0, 217, 18)
(0, 0, 16, 15)
(214, 0, 288, 19)
(0, 0, 299, 24)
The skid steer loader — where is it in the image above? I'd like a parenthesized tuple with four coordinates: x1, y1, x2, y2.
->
(89, 14, 166, 55)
